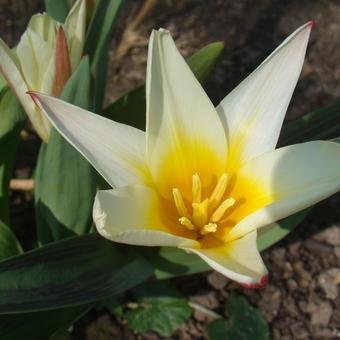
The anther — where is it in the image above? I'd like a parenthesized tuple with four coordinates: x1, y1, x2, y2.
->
(172, 188, 189, 217)
(200, 223, 218, 235)
(192, 173, 202, 203)
(211, 198, 236, 222)
(179, 217, 195, 230)
(209, 173, 228, 210)
(192, 198, 209, 227)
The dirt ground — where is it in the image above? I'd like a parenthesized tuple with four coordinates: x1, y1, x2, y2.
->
(1, 0, 340, 339)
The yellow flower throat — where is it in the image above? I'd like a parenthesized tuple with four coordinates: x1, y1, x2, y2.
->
(172, 173, 236, 236)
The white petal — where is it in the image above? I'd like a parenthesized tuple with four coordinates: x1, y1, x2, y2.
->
(146, 29, 227, 200)
(31, 92, 150, 187)
(227, 140, 340, 241)
(186, 230, 268, 286)
(28, 13, 57, 47)
(0, 39, 50, 141)
(17, 28, 55, 93)
(217, 22, 312, 168)
(64, 0, 86, 71)
(94, 185, 198, 248)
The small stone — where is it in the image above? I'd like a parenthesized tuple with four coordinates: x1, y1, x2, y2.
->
(317, 269, 339, 300)
(288, 242, 301, 256)
(299, 279, 310, 289)
(290, 322, 309, 339)
(190, 291, 219, 309)
(207, 271, 228, 290)
(310, 301, 333, 326)
(287, 279, 298, 291)
(313, 225, 340, 246)
(305, 239, 332, 255)
(334, 246, 340, 259)
(258, 285, 281, 322)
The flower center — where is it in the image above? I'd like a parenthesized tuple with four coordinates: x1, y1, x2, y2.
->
(172, 173, 236, 236)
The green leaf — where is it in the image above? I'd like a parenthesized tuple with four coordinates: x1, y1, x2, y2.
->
(0, 221, 22, 260)
(0, 233, 153, 314)
(0, 87, 26, 226)
(0, 74, 7, 93)
(34, 57, 97, 244)
(124, 281, 192, 337)
(208, 295, 270, 340)
(0, 305, 91, 340)
(84, 0, 124, 111)
(0, 88, 25, 259)
(257, 208, 310, 251)
(103, 41, 225, 129)
(278, 101, 340, 147)
(45, 0, 70, 22)
(186, 42, 224, 83)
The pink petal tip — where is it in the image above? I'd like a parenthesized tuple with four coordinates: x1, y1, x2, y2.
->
(238, 275, 268, 289)
(307, 20, 316, 29)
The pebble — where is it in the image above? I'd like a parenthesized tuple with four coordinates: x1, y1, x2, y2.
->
(334, 246, 340, 259)
(310, 301, 333, 326)
(207, 272, 228, 290)
(290, 322, 310, 339)
(304, 239, 333, 255)
(313, 225, 340, 246)
(190, 292, 219, 309)
(317, 268, 340, 300)
(258, 285, 281, 322)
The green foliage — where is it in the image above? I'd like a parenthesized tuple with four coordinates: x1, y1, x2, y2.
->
(124, 281, 192, 337)
(103, 41, 225, 129)
(0, 88, 26, 226)
(0, 234, 152, 314)
(84, 0, 124, 111)
(45, 0, 70, 22)
(34, 58, 96, 244)
(278, 101, 340, 147)
(208, 295, 270, 340)
(0, 221, 22, 260)
(0, 88, 25, 259)
(0, 305, 91, 340)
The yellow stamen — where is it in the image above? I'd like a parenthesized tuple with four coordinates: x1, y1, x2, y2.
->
(200, 223, 218, 235)
(192, 198, 209, 227)
(179, 217, 195, 230)
(209, 173, 228, 210)
(192, 173, 202, 203)
(211, 198, 236, 222)
(172, 188, 189, 217)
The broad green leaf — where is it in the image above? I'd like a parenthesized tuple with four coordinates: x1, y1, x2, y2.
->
(0, 87, 26, 226)
(124, 281, 192, 337)
(34, 57, 96, 244)
(84, 0, 124, 110)
(0, 233, 153, 314)
(278, 101, 340, 147)
(0, 88, 24, 259)
(0, 221, 22, 260)
(45, 0, 70, 22)
(0, 74, 7, 93)
(257, 208, 310, 251)
(0, 305, 91, 340)
(208, 295, 270, 340)
(103, 41, 225, 129)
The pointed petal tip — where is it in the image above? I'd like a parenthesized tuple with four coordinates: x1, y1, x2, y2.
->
(238, 275, 268, 289)
(307, 20, 316, 29)
(26, 90, 39, 104)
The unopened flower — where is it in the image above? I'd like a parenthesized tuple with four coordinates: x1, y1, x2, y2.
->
(31, 22, 340, 287)
(0, 0, 86, 141)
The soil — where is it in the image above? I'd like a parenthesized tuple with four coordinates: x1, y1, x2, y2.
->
(1, 0, 340, 339)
